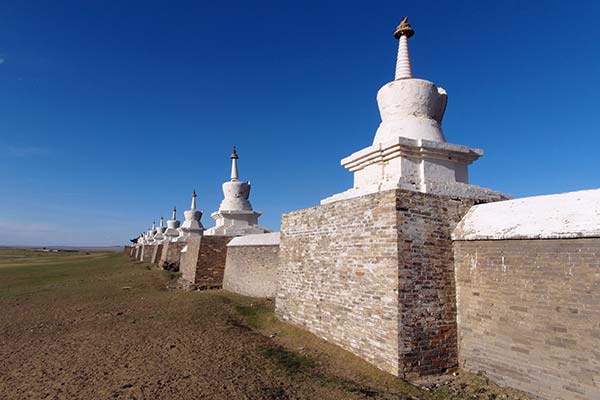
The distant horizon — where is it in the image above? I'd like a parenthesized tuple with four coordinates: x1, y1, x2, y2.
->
(2, 1, 599, 246)
(0, 244, 123, 249)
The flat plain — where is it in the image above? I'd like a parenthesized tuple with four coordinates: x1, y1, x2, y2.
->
(0, 249, 530, 399)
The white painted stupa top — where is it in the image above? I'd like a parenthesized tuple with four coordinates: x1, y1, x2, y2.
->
(166, 206, 181, 230)
(453, 188, 600, 240)
(182, 190, 202, 226)
(372, 18, 448, 144)
(218, 147, 254, 212)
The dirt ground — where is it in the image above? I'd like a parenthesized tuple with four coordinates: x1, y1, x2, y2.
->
(0, 249, 532, 400)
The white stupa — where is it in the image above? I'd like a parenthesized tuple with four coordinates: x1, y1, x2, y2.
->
(322, 18, 506, 204)
(175, 190, 204, 241)
(144, 222, 157, 244)
(153, 216, 167, 243)
(136, 232, 145, 246)
(164, 206, 182, 242)
(205, 147, 270, 236)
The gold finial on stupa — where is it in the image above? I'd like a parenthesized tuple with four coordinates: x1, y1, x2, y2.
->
(394, 17, 414, 39)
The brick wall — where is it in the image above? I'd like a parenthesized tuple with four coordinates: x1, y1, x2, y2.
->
(396, 189, 476, 377)
(180, 236, 233, 289)
(277, 189, 479, 377)
(141, 244, 155, 263)
(223, 245, 279, 298)
(159, 241, 186, 270)
(454, 239, 600, 399)
(151, 244, 164, 265)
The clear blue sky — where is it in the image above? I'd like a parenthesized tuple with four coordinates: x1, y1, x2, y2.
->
(1, 0, 599, 246)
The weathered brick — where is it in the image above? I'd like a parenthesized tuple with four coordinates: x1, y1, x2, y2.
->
(455, 239, 600, 400)
(223, 245, 279, 298)
(180, 236, 233, 289)
(277, 189, 480, 377)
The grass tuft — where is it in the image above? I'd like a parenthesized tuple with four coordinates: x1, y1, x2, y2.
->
(234, 303, 275, 329)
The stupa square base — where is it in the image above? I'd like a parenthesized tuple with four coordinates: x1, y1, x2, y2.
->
(322, 137, 508, 205)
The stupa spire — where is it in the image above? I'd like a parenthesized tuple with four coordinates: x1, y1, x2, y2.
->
(230, 146, 239, 182)
(190, 190, 197, 211)
(159, 216, 164, 228)
(172, 206, 177, 220)
(394, 17, 414, 80)
(152, 220, 156, 231)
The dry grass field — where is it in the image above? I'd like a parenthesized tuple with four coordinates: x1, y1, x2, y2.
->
(0, 249, 531, 399)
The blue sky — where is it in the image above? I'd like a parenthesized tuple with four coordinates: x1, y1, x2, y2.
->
(1, 0, 599, 246)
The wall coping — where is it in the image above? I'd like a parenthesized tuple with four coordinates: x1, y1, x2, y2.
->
(227, 232, 280, 247)
(453, 188, 600, 240)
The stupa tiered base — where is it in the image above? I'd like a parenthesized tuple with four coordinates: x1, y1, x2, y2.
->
(322, 137, 508, 204)
(205, 210, 269, 236)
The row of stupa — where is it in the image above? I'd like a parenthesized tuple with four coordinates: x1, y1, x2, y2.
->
(134, 147, 270, 246)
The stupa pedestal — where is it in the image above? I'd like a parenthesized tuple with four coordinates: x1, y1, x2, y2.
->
(321, 135, 505, 204)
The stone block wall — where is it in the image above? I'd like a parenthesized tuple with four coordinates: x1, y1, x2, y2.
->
(223, 236, 279, 298)
(180, 236, 233, 289)
(159, 241, 186, 270)
(454, 239, 600, 400)
(151, 244, 164, 265)
(141, 244, 155, 263)
(277, 189, 479, 377)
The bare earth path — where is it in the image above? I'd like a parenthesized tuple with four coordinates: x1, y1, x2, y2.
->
(0, 249, 530, 400)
